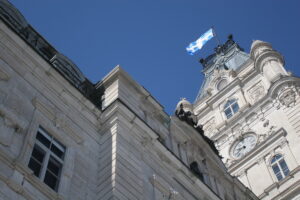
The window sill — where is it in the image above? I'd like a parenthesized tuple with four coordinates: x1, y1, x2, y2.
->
(15, 163, 65, 200)
(259, 165, 300, 199)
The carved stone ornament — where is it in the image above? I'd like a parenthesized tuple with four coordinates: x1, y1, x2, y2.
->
(175, 104, 221, 157)
(278, 88, 297, 107)
(54, 112, 67, 129)
(247, 81, 265, 104)
(236, 170, 246, 177)
(257, 133, 267, 143)
(210, 68, 233, 89)
(225, 158, 237, 167)
(203, 117, 216, 137)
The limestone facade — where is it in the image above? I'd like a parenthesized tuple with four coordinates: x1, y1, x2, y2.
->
(193, 36, 300, 199)
(0, 0, 258, 200)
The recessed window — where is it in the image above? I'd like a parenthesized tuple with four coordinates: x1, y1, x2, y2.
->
(224, 99, 239, 119)
(28, 128, 65, 191)
(190, 161, 204, 182)
(271, 154, 290, 181)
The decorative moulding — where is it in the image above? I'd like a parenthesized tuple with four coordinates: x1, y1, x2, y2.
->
(0, 104, 26, 133)
(228, 128, 287, 172)
(31, 97, 55, 121)
(31, 97, 84, 144)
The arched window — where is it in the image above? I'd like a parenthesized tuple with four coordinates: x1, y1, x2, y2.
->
(224, 99, 239, 119)
(271, 154, 290, 181)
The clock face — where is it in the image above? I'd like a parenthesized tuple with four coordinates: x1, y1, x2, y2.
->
(232, 135, 257, 159)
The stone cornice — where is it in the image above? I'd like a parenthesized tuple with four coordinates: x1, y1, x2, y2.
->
(194, 56, 254, 112)
(97, 66, 167, 115)
(194, 78, 242, 116)
(194, 65, 258, 117)
(258, 166, 300, 200)
(0, 20, 102, 118)
(212, 75, 300, 139)
(100, 98, 224, 200)
(101, 98, 259, 200)
(268, 76, 300, 99)
(171, 116, 225, 169)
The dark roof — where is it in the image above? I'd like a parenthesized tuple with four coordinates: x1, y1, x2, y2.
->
(195, 36, 250, 102)
(0, 0, 103, 108)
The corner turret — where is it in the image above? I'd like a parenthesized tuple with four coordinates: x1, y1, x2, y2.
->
(250, 40, 287, 82)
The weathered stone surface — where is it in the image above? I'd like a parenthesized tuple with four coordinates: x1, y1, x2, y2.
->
(194, 38, 300, 199)
(0, 1, 260, 200)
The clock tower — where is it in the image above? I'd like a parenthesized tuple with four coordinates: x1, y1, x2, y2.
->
(190, 36, 300, 200)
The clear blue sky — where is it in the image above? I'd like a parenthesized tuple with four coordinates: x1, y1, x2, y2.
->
(10, 0, 300, 114)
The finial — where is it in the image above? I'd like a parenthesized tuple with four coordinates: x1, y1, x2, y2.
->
(199, 58, 207, 68)
(215, 45, 223, 54)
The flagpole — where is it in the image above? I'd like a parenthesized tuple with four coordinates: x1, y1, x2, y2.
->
(211, 26, 221, 46)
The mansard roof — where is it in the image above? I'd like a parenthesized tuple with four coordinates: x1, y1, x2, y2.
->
(195, 36, 250, 102)
(0, 0, 102, 108)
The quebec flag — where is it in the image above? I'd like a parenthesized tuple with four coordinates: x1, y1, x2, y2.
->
(186, 28, 214, 55)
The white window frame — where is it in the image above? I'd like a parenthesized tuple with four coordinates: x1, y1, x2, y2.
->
(223, 99, 239, 119)
(29, 127, 65, 191)
(270, 154, 290, 181)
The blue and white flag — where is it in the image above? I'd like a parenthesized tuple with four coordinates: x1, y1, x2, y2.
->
(186, 28, 215, 55)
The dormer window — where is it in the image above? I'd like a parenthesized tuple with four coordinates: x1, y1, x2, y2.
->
(224, 99, 239, 119)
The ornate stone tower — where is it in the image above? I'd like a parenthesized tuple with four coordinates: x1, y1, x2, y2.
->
(193, 36, 300, 200)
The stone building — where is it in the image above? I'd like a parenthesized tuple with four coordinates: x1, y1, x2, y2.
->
(0, 0, 258, 200)
(192, 35, 300, 199)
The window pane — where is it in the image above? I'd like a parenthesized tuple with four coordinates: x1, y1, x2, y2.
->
(224, 108, 232, 119)
(47, 156, 62, 175)
(272, 164, 280, 174)
(50, 144, 64, 159)
(275, 172, 283, 181)
(36, 132, 51, 148)
(283, 168, 290, 176)
(31, 145, 45, 163)
(28, 158, 42, 177)
(272, 164, 283, 181)
(224, 102, 231, 108)
(44, 171, 59, 191)
(232, 103, 239, 113)
(279, 160, 290, 176)
(271, 154, 282, 163)
(228, 99, 235, 105)
(28, 145, 45, 177)
(52, 139, 65, 152)
(226, 113, 233, 119)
